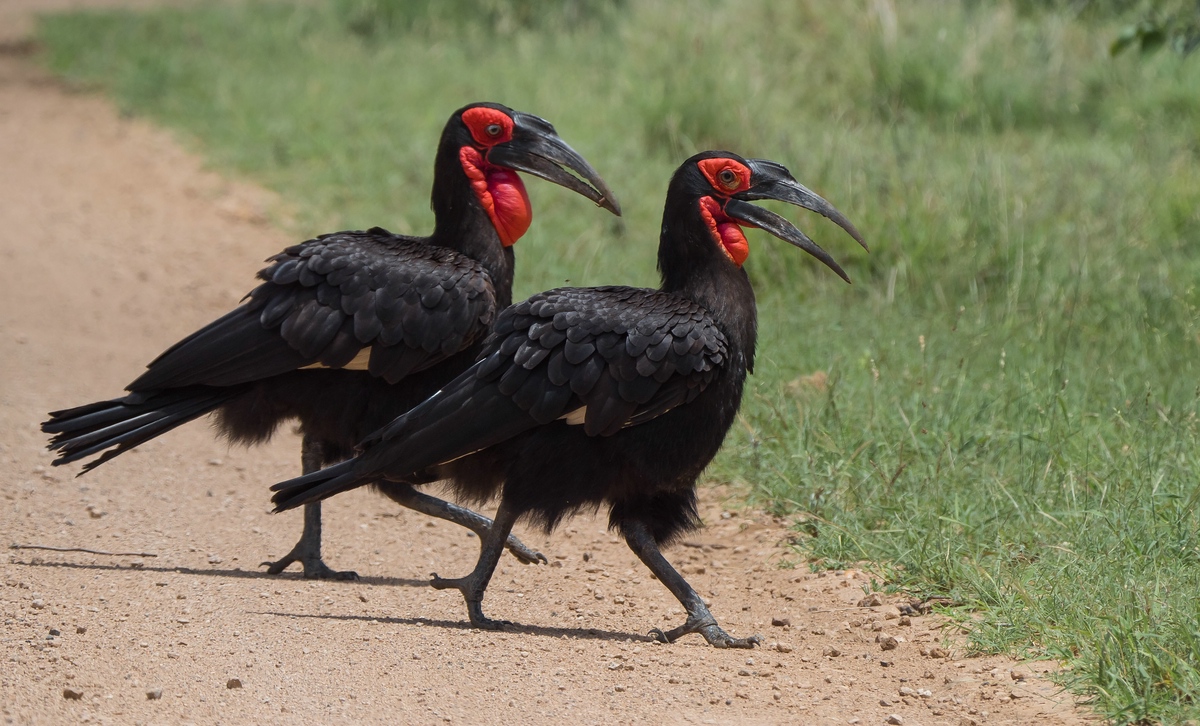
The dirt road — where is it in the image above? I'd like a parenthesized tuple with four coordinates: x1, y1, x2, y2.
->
(0, 7, 1093, 724)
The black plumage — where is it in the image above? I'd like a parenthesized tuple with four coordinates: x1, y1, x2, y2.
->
(43, 102, 620, 579)
(270, 151, 866, 646)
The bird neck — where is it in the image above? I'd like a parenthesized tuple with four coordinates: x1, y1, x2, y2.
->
(658, 211, 759, 372)
(427, 141, 517, 307)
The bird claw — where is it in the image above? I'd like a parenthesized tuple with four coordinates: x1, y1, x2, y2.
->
(429, 572, 458, 590)
(504, 534, 547, 565)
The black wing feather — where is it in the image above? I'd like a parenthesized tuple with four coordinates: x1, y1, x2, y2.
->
(270, 285, 730, 511)
(128, 229, 497, 391)
(481, 285, 728, 433)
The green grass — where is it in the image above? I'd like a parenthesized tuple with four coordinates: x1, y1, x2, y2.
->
(37, 1, 1200, 721)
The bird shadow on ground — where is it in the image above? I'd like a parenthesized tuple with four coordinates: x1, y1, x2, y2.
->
(7, 558, 429, 587)
(256, 610, 649, 644)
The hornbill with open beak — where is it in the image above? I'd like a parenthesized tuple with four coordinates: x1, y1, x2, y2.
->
(43, 102, 620, 579)
(270, 151, 865, 645)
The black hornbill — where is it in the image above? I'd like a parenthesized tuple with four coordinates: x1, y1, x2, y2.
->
(270, 151, 866, 646)
(42, 102, 620, 579)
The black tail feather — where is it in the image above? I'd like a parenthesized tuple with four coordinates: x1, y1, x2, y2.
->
(270, 460, 359, 512)
(43, 387, 241, 471)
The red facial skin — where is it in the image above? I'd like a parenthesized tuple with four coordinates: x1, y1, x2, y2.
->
(696, 158, 753, 266)
(458, 108, 531, 247)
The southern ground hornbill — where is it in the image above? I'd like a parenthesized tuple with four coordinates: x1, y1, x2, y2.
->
(270, 151, 866, 646)
(42, 102, 620, 579)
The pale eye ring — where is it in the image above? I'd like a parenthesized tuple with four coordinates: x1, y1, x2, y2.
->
(717, 169, 738, 187)
(485, 123, 503, 137)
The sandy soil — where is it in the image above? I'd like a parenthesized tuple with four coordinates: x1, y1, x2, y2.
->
(0, 7, 1097, 724)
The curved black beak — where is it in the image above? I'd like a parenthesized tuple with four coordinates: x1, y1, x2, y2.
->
(723, 159, 867, 284)
(487, 112, 621, 216)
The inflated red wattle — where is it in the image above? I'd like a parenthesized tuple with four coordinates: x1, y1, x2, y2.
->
(460, 146, 532, 247)
(485, 167, 532, 245)
(698, 196, 749, 266)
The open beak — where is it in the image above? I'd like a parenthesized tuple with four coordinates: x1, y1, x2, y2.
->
(487, 112, 621, 216)
(723, 159, 867, 284)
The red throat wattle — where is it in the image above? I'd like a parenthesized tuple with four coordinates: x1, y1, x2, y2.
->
(698, 196, 749, 266)
(459, 146, 532, 247)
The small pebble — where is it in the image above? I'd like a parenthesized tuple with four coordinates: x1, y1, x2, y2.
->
(857, 593, 883, 607)
(226, 678, 242, 689)
(878, 635, 899, 651)
(146, 689, 162, 700)
(1010, 667, 1028, 681)
(31, 599, 45, 609)
(207, 555, 222, 564)
(886, 715, 904, 725)
(48, 628, 60, 636)
(771, 617, 791, 627)
(62, 688, 83, 700)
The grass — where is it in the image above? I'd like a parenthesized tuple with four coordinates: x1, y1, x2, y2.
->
(36, 0, 1200, 721)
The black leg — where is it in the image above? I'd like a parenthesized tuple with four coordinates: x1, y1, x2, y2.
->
(375, 482, 547, 565)
(261, 436, 358, 580)
(429, 497, 519, 630)
(623, 519, 760, 649)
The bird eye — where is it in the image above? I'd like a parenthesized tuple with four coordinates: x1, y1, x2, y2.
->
(717, 169, 738, 188)
(485, 124, 502, 137)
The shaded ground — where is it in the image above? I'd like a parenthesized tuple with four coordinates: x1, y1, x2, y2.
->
(0, 7, 1095, 724)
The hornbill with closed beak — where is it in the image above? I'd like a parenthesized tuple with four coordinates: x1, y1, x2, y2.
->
(270, 151, 865, 646)
(43, 102, 620, 579)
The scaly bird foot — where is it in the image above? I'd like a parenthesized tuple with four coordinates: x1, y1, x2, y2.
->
(261, 549, 358, 580)
(504, 533, 547, 565)
(430, 572, 512, 629)
(650, 615, 761, 649)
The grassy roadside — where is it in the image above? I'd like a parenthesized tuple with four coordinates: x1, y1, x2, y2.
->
(38, 1, 1200, 721)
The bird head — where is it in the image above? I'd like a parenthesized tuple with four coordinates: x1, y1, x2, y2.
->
(663, 151, 867, 282)
(448, 102, 620, 247)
